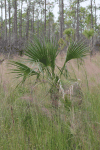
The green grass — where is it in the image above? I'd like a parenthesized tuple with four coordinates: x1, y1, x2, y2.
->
(0, 57, 100, 149)
(0, 84, 73, 150)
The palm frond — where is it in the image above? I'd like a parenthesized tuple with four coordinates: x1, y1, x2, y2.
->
(9, 61, 39, 83)
(25, 36, 59, 71)
(65, 40, 89, 63)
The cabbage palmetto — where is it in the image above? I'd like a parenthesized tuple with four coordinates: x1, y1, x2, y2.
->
(10, 36, 89, 107)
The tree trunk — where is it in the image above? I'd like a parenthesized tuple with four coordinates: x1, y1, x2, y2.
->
(14, 0, 17, 45)
(19, 0, 22, 39)
(49, 8, 50, 41)
(44, 0, 46, 35)
(94, 1, 96, 31)
(0, 0, 3, 39)
(90, 0, 93, 56)
(91, 0, 93, 29)
(26, 7, 29, 40)
(5, 0, 7, 43)
(26, 0, 30, 40)
(8, 0, 11, 44)
(76, 0, 79, 41)
(59, 0, 64, 38)
(37, 9, 39, 38)
(31, 5, 34, 34)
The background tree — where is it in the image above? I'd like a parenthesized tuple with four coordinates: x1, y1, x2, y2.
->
(44, 0, 46, 35)
(76, 0, 79, 40)
(5, 0, 7, 42)
(14, 0, 17, 45)
(0, 0, 4, 40)
(0, 0, 99, 55)
(59, 0, 64, 38)
(90, 0, 93, 48)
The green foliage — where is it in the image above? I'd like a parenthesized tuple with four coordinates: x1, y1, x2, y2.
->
(64, 20, 72, 26)
(9, 36, 89, 108)
(63, 28, 75, 42)
(10, 36, 88, 83)
(65, 40, 89, 63)
(80, 6, 86, 14)
(83, 29, 94, 39)
(58, 38, 66, 49)
(46, 12, 54, 20)
(2, 50, 100, 149)
(22, 12, 27, 19)
(64, 28, 74, 37)
(10, 61, 39, 83)
(64, 94, 72, 110)
(85, 13, 95, 26)
(25, 36, 58, 75)
(1, 69, 100, 149)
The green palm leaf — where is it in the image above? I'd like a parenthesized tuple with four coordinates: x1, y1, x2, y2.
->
(65, 40, 89, 63)
(60, 40, 89, 75)
(25, 36, 58, 71)
(10, 61, 39, 82)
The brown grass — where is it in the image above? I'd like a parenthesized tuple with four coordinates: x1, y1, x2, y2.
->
(0, 52, 100, 100)
(56, 52, 100, 90)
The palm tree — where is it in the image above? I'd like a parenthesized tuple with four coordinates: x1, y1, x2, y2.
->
(0, 0, 4, 39)
(10, 36, 89, 108)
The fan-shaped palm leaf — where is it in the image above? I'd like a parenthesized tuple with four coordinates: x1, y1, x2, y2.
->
(10, 61, 40, 83)
(60, 40, 89, 75)
(65, 40, 89, 63)
(25, 36, 58, 73)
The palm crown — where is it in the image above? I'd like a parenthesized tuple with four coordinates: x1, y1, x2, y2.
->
(10, 36, 89, 107)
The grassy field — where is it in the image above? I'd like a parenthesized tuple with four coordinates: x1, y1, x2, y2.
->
(0, 53, 100, 150)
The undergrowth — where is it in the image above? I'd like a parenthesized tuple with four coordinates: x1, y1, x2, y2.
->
(0, 55, 100, 150)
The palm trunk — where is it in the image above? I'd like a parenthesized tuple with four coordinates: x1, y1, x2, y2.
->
(50, 84, 59, 108)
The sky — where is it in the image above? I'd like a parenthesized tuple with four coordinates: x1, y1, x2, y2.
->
(53, 0, 100, 22)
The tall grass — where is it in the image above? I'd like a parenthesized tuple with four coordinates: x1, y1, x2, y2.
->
(0, 55, 100, 149)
